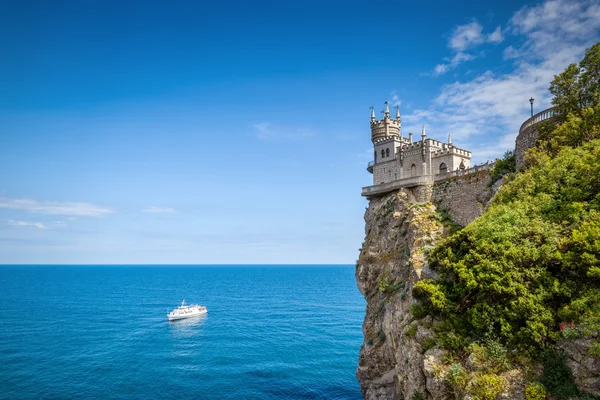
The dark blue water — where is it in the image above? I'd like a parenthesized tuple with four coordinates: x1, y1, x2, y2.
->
(0, 265, 364, 399)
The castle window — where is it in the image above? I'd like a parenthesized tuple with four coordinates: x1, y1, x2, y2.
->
(386, 148, 390, 157)
(410, 164, 416, 177)
(439, 163, 447, 174)
(381, 149, 385, 158)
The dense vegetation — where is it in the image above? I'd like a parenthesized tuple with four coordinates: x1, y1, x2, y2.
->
(412, 42, 600, 398)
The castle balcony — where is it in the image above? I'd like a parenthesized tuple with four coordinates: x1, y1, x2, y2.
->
(361, 176, 434, 197)
(519, 107, 558, 133)
(361, 162, 496, 197)
(367, 161, 374, 173)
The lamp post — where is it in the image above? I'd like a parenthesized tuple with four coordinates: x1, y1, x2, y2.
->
(529, 97, 535, 117)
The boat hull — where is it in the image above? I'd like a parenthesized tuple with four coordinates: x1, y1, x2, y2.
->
(168, 309, 207, 321)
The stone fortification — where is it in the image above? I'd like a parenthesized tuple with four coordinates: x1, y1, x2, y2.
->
(367, 102, 472, 191)
(515, 107, 558, 169)
(431, 171, 495, 227)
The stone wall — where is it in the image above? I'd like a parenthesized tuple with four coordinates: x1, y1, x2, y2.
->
(515, 124, 538, 170)
(515, 111, 559, 169)
(431, 170, 494, 227)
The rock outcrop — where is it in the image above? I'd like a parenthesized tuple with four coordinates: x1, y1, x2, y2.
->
(355, 173, 527, 400)
(356, 188, 445, 399)
(356, 171, 599, 399)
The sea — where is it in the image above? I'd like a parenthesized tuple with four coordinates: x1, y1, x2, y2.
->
(0, 265, 365, 399)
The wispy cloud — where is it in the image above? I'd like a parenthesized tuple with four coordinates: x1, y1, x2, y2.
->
(8, 220, 47, 229)
(391, 92, 402, 107)
(411, 0, 600, 161)
(433, 20, 504, 76)
(142, 206, 177, 213)
(0, 197, 114, 217)
(253, 122, 316, 140)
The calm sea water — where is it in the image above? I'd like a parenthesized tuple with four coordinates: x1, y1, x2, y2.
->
(0, 265, 365, 399)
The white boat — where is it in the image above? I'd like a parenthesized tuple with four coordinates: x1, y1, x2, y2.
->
(168, 300, 207, 321)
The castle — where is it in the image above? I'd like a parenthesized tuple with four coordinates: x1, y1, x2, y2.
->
(363, 102, 473, 196)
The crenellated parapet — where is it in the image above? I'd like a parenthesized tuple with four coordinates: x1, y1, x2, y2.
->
(365, 100, 474, 196)
(370, 101, 401, 143)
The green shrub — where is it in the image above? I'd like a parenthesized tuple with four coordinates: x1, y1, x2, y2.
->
(405, 323, 418, 338)
(412, 392, 424, 400)
(490, 150, 516, 181)
(561, 324, 580, 340)
(445, 363, 468, 396)
(410, 303, 429, 320)
(539, 350, 580, 399)
(377, 329, 386, 343)
(525, 382, 547, 400)
(589, 342, 600, 357)
(421, 337, 436, 353)
(421, 139, 600, 354)
(469, 373, 504, 400)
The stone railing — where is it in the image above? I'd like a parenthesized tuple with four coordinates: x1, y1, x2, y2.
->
(367, 161, 374, 173)
(361, 176, 434, 196)
(433, 161, 495, 182)
(519, 107, 558, 133)
(362, 162, 495, 196)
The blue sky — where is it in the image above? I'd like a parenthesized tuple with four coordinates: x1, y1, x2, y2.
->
(1, 0, 599, 264)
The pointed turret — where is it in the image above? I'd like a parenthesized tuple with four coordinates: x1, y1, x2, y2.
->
(395, 105, 400, 121)
(408, 132, 413, 143)
(421, 125, 427, 138)
(369, 101, 401, 143)
(448, 134, 452, 145)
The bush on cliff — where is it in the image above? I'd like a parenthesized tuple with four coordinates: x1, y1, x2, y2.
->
(415, 139, 600, 354)
(412, 43, 600, 360)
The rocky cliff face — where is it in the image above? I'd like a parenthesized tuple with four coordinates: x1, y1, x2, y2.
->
(355, 172, 599, 399)
(356, 188, 445, 400)
(355, 173, 523, 400)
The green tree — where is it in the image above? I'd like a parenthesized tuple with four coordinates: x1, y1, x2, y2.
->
(550, 42, 600, 116)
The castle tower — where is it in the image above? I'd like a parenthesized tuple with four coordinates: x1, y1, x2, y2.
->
(370, 101, 401, 143)
(365, 101, 473, 194)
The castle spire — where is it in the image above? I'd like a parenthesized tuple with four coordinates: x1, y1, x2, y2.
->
(448, 133, 452, 145)
(370, 105, 375, 121)
(384, 101, 390, 117)
(421, 125, 426, 138)
(395, 105, 400, 121)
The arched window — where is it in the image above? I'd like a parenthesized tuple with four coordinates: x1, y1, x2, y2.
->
(439, 163, 447, 174)
(386, 148, 390, 157)
(410, 164, 417, 177)
(381, 149, 385, 158)
(374, 151, 377, 163)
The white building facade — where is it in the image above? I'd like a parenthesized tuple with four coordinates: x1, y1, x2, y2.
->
(368, 102, 472, 186)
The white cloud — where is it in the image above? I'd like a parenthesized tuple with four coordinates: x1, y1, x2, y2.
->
(412, 0, 600, 161)
(253, 122, 315, 140)
(434, 20, 505, 75)
(0, 197, 114, 217)
(391, 92, 402, 107)
(450, 20, 486, 52)
(488, 26, 504, 43)
(434, 52, 476, 76)
(142, 206, 177, 213)
(8, 220, 47, 229)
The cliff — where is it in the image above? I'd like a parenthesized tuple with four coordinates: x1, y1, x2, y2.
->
(356, 142, 600, 399)
(356, 172, 515, 400)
